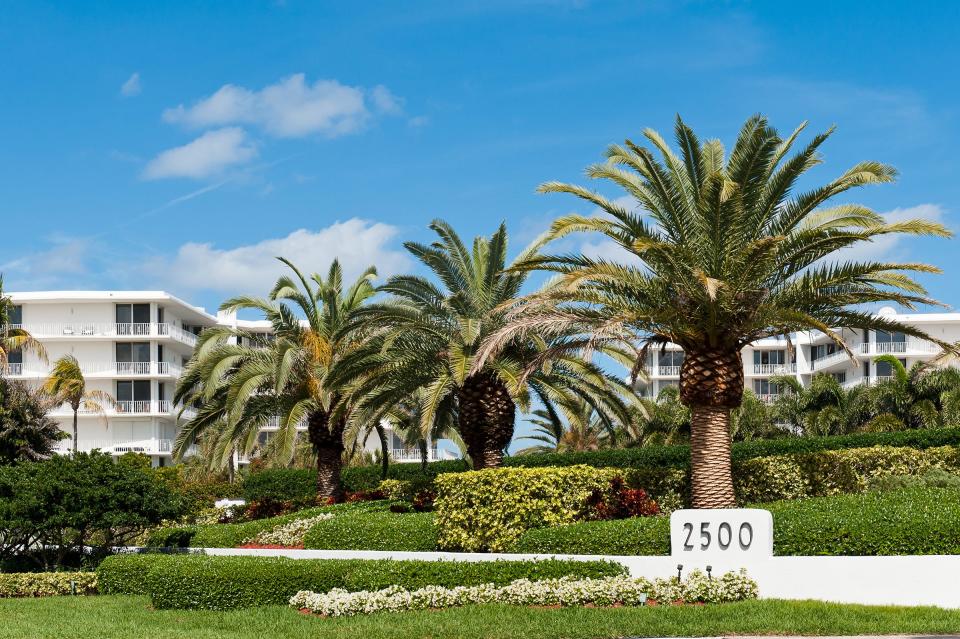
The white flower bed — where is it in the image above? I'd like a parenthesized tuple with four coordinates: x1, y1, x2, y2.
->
(290, 569, 757, 617)
(247, 514, 334, 546)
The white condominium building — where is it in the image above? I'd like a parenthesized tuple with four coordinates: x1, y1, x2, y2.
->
(637, 306, 960, 402)
(5, 291, 454, 467)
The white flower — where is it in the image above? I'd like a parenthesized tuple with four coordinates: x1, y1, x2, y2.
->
(247, 513, 334, 546)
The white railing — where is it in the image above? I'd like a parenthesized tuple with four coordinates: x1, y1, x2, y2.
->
(657, 366, 681, 376)
(52, 438, 174, 455)
(391, 448, 440, 463)
(811, 349, 855, 371)
(758, 393, 780, 404)
(1, 363, 22, 376)
(752, 362, 796, 375)
(52, 400, 181, 416)
(859, 340, 938, 355)
(18, 322, 199, 346)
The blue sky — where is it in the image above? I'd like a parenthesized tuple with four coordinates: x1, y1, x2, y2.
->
(3, 0, 960, 319)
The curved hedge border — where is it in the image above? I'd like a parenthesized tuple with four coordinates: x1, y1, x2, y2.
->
(96, 554, 628, 610)
(512, 486, 960, 556)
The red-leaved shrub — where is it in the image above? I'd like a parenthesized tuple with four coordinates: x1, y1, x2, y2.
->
(586, 477, 659, 520)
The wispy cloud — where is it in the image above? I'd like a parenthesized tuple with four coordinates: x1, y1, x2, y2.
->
(142, 219, 410, 295)
(835, 204, 949, 263)
(161, 74, 400, 138)
(142, 127, 257, 180)
(120, 72, 142, 97)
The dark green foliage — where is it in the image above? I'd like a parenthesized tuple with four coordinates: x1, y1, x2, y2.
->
(0, 452, 184, 569)
(513, 516, 670, 555)
(303, 511, 436, 551)
(512, 487, 960, 556)
(242, 468, 317, 503)
(770, 487, 960, 555)
(96, 554, 627, 610)
(0, 378, 66, 465)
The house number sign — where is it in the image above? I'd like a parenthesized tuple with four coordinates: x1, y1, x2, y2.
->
(669, 509, 773, 559)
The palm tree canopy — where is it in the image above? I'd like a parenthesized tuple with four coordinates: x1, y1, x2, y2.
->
(0, 275, 45, 365)
(42, 355, 111, 410)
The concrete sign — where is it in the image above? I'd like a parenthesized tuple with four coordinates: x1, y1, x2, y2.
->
(669, 508, 773, 561)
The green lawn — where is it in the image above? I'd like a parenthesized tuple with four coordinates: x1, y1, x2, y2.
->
(2, 595, 959, 638)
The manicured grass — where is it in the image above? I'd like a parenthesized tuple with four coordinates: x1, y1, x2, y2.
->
(1, 595, 959, 638)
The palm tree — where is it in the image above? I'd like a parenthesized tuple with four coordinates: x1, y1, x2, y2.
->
(517, 397, 615, 454)
(0, 377, 67, 464)
(380, 389, 460, 471)
(344, 220, 638, 469)
(482, 115, 954, 507)
(866, 354, 960, 429)
(42, 355, 113, 454)
(174, 259, 377, 501)
(0, 275, 44, 373)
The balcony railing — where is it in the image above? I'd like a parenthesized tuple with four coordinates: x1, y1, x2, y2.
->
(17, 323, 198, 346)
(757, 393, 781, 404)
(810, 349, 855, 371)
(859, 340, 939, 355)
(1, 363, 22, 376)
(52, 438, 174, 455)
(657, 365, 681, 376)
(391, 448, 441, 463)
(52, 400, 182, 416)
(752, 363, 797, 375)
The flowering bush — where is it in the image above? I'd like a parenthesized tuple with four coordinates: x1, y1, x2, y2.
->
(246, 513, 334, 547)
(587, 477, 660, 520)
(290, 569, 757, 617)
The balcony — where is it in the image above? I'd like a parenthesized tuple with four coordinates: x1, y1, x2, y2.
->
(52, 438, 174, 455)
(810, 349, 856, 371)
(50, 400, 187, 417)
(859, 340, 939, 356)
(752, 362, 797, 375)
(1, 363, 23, 376)
(757, 393, 781, 404)
(656, 365, 681, 377)
(17, 323, 198, 347)
(391, 448, 442, 463)
(86, 361, 182, 377)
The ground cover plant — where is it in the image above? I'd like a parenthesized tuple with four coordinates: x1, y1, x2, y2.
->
(97, 554, 627, 610)
(3, 596, 960, 639)
(291, 569, 757, 617)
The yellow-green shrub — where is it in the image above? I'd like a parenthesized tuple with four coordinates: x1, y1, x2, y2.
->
(734, 445, 960, 503)
(434, 465, 621, 552)
(377, 479, 413, 500)
(0, 572, 97, 597)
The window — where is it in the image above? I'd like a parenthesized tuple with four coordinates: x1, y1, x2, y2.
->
(660, 350, 684, 367)
(875, 330, 906, 343)
(116, 380, 151, 412)
(116, 342, 150, 362)
(753, 350, 785, 365)
(7, 349, 22, 365)
(8, 305, 22, 326)
(875, 358, 906, 377)
(116, 304, 150, 335)
(830, 372, 847, 383)
(753, 379, 781, 395)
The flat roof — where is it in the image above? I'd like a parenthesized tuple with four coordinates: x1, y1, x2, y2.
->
(9, 290, 218, 324)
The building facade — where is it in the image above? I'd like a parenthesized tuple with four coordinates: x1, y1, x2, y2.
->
(4, 291, 454, 466)
(636, 307, 960, 402)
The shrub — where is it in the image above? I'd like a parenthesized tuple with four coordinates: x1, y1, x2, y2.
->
(247, 514, 334, 547)
(242, 468, 316, 503)
(303, 511, 436, 551)
(434, 465, 622, 552)
(291, 569, 758, 617)
(513, 486, 960, 556)
(869, 467, 960, 492)
(0, 451, 185, 569)
(586, 477, 660, 520)
(0, 571, 98, 597)
(513, 516, 670, 555)
(377, 479, 413, 500)
(98, 554, 626, 610)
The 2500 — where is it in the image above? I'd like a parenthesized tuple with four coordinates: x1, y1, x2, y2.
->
(681, 521, 753, 551)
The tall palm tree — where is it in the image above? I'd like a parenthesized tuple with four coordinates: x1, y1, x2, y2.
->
(0, 275, 45, 373)
(42, 355, 113, 454)
(174, 259, 377, 501)
(481, 115, 954, 507)
(343, 220, 638, 469)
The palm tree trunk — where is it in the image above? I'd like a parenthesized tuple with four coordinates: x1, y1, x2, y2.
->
(375, 422, 389, 481)
(307, 410, 346, 502)
(418, 438, 428, 472)
(456, 371, 515, 470)
(72, 409, 78, 454)
(679, 347, 743, 509)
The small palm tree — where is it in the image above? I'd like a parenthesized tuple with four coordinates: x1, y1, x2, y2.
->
(345, 221, 638, 469)
(486, 115, 954, 507)
(0, 275, 45, 372)
(866, 354, 960, 429)
(517, 398, 613, 454)
(42, 355, 113, 454)
(0, 377, 67, 464)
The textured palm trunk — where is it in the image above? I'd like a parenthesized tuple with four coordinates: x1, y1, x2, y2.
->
(71, 407, 79, 454)
(418, 438, 429, 472)
(375, 422, 389, 481)
(679, 347, 743, 509)
(307, 410, 346, 502)
(457, 371, 515, 470)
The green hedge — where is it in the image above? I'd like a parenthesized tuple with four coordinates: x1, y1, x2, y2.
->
(512, 486, 960, 556)
(242, 468, 317, 503)
(96, 554, 626, 610)
(0, 572, 98, 597)
(435, 465, 622, 552)
(303, 511, 437, 551)
(96, 553, 177, 595)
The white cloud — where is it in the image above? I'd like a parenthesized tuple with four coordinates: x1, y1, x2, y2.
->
(0, 238, 101, 290)
(835, 204, 947, 263)
(120, 72, 142, 97)
(142, 127, 257, 180)
(161, 74, 398, 138)
(144, 219, 410, 294)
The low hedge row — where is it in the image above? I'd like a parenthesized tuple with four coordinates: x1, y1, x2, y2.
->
(303, 511, 437, 551)
(435, 465, 622, 552)
(148, 501, 388, 548)
(512, 486, 960, 556)
(95, 554, 627, 610)
(0, 572, 98, 597)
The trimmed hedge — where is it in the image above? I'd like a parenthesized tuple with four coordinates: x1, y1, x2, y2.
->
(96, 554, 627, 610)
(303, 511, 437, 551)
(147, 501, 388, 548)
(0, 572, 98, 597)
(242, 468, 316, 503)
(435, 465, 622, 552)
(512, 486, 960, 556)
